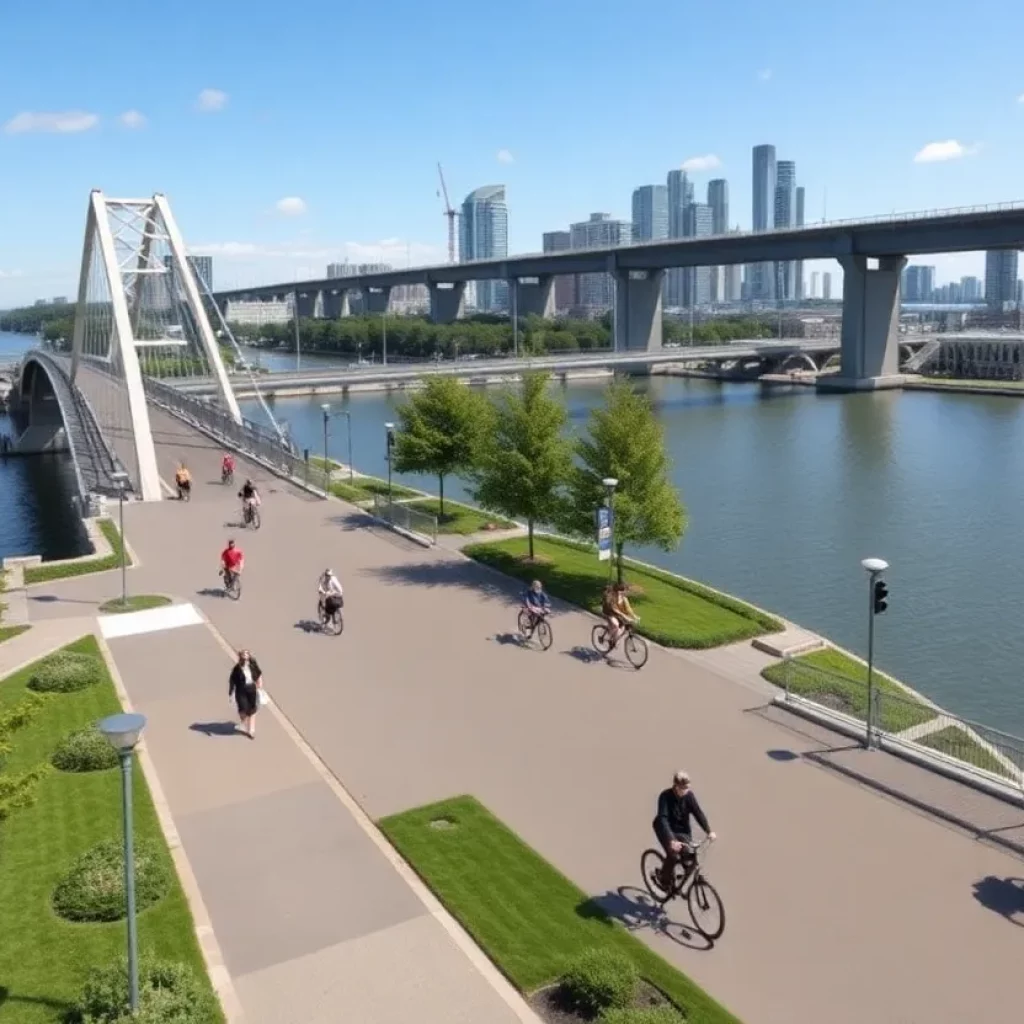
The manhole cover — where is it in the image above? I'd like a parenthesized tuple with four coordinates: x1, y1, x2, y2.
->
(429, 817, 457, 830)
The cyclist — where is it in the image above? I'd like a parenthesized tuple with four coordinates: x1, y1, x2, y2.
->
(238, 478, 260, 522)
(602, 581, 637, 648)
(174, 463, 192, 500)
(653, 771, 716, 892)
(220, 539, 244, 587)
(521, 580, 551, 625)
(317, 569, 344, 621)
(221, 453, 235, 483)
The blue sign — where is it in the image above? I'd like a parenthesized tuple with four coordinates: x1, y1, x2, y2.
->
(596, 506, 613, 561)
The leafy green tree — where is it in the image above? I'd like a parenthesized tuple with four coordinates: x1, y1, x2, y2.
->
(564, 378, 686, 582)
(392, 377, 490, 515)
(472, 372, 573, 560)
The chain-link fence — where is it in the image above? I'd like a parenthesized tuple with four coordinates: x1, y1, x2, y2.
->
(371, 493, 437, 544)
(776, 655, 1024, 789)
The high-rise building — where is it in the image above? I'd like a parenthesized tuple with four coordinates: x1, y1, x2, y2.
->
(460, 185, 509, 312)
(750, 144, 777, 300)
(985, 250, 1020, 309)
(164, 254, 213, 293)
(773, 161, 796, 302)
(902, 265, 935, 303)
(706, 180, 729, 302)
(682, 204, 714, 307)
(569, 213, 631, 311)
(542, 230, 574, 314)
(794, 186, 805, 301)
(822, 272, 832, 301)
(665, 169, 694, 306)
(961, 276, 982, 301)
(53, 296, 68, 305)
(810, 271, 820, 299)
(723, 225, 743, 303)
(326, 261, 393, 278)
(631, 185, 669, 243)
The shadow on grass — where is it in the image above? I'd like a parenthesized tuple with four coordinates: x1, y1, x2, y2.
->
(577, 889, 713, 952)
(972, 876, 1024, 925)
(189, 721, 243, 738)
(0, 988, 74, 1018)
(361, 559, 517, 603)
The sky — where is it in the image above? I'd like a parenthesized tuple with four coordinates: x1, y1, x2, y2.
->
(1, 0, 1023, 307)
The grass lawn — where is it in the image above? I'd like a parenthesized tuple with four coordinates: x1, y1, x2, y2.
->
(406, 498, 515, 535)
(97, 595, 172, 615)
(380, 796, 739, 1024)
(329, 474, 421, 504)
(464, 535, 779, 649)
(761, 647, 935, 732)
(0, 626, 30, 646)
(23, 521, 131, 586)
(916, 725, 1017, 780)
(0, 636, 220, 1023)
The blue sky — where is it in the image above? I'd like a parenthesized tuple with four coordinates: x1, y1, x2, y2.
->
(1, 0, 1023, 306)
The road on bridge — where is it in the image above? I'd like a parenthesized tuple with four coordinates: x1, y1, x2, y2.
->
(26, 395, 1024, 1024)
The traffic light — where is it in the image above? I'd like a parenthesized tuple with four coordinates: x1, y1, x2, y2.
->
(385, 425, 395, 454)
(873, 579, 889, 615)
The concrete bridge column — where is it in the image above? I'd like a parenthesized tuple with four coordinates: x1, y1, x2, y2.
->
(322, 290, 351, 319)
(294, 290, 317, 319)
(428, 282, 466, 324)
(511, 276, 555, 319)
(614, 270, 665, 353)
(363, 286, 392, 315)
(825, 255, 907, 390)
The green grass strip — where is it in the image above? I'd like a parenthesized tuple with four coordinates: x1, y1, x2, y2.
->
(23, 520, 131, 585)
(406, 498, 515, 535)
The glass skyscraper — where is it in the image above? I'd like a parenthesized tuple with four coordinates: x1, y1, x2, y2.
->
(750, 144, 776, 301)
(774, 160, 796, 302)
(460, 185, 508, 312)
(985, 250, 1020, 309)
(631, 184, 669, 242)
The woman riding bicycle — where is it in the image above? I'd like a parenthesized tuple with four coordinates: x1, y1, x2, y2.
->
(602, 581, 636, 648)
(174, 463, 192, 500)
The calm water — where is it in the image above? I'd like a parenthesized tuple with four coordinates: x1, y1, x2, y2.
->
(0, 331, 88, 562)
(242, 374, 1024, 733)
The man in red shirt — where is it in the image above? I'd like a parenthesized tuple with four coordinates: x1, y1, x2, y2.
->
(220, 539, 244, 582)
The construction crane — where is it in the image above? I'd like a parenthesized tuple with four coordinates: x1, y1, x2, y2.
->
(436, 163, 457, 263)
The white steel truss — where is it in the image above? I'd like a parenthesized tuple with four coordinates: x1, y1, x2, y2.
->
(70, 190, 242, 501)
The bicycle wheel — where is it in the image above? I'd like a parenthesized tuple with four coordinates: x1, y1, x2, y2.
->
(591, 624, 613, 654)
(688, 876, 725, 940)
(329, 610, 344, 636)
(641, 849, 672, 905)
(226, 574, 241, 601)
(624, 633, 649, 669)
(536, 618, 553, 651)
(517, 610, 534, 638)
(251, 508, 261, 531)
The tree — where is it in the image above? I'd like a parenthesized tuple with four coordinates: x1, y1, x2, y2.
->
(472, 372, 573, 560)
(564, 378, 686, 582)
(392, 377, 490, 515)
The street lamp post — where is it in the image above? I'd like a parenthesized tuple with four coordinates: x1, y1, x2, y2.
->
(111, 471, 129, 607)
(861, 557, 889, 750)
(98, 712, 148, 1014)
(511, 279, 519, 358)
(320, 404, 331, 499)
(382, 313, 388, 367)
(384, 422, 395, 506)
(321, 405, 355, 487)
(602, 477, 618, 583)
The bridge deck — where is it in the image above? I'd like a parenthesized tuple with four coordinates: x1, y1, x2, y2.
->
(22, 402, 1024, 1024)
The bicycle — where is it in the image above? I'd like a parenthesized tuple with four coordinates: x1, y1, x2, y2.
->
(222, 467, 234, 486)
(177, 481, 191, 502)
(221, 568, 242, 600)
(641, 838, 725, 940)
(517, 607, 553, 650)
(318, 597, 344, 636)
(592, 619, 649, 669)
(241, 501, 261, 530)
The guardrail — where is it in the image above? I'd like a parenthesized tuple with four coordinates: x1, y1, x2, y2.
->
(775, 656, 1024, 792)
(371, 493, 438, 544)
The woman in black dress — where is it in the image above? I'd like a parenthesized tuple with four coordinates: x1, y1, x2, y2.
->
(228, 649, 264, 738)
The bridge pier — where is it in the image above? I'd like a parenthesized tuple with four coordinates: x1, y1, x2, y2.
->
(820, 255, 907, 391)
(614, 270, 664, 355)
(428, 282, 466, 324)
(322, 290, 351, 319)
(511, 276, 555, 320)
(294, 290, 317, 320)
(363, 286, 392, 315)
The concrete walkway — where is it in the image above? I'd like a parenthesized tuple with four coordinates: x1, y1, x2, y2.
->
(18, 398, 1024, 1024)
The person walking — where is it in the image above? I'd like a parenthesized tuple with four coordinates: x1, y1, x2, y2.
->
(228, 649, 264, 739)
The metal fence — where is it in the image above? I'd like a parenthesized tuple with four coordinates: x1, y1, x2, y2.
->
(371, 493, 438, 544)
(776, 655, 1024, 789)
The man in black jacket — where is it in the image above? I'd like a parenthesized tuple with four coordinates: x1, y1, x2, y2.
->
(653, 771, 716, 892)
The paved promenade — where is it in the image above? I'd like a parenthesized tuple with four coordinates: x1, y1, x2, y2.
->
(15, 400, 1024, 1024)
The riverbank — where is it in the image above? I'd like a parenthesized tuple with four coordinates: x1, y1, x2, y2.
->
(904, 376, 1024, 397)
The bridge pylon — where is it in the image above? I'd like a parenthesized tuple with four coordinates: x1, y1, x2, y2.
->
(70, 190, 242, 501)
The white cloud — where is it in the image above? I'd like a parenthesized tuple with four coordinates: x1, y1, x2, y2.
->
(496, 148, 514, 164)
(4, 110, 99, 134)
(196, 88, 228, 113)
(913, 139, 979, 163)
(275, 196, 308, 216)
(118, 109, 146, 129)
(0, 269, 24, 279)
(757, 68, 772, 82)
(681, 154, 721, 173)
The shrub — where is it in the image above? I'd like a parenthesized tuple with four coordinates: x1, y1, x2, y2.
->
(53, 838, 171, 922)
(70, 953, 221, 1023)
(28, 650, 103, 693)
(601, 1008, 685, 1024)
(52, 727, 120, 773)
(0, 692, 49, 770)
(560, 948, 639, 1016)
(0, 764, 51, 822)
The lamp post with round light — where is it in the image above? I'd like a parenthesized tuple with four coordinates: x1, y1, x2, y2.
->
(384, 422, 396, 506)
(98, 712, 148, 1013)
(602, 477, 619, 583)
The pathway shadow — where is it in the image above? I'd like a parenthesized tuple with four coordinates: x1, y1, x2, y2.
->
(294, 619, 322, 634)
(189, 721, 243, 738)
(563, 645, 605, 664)
(196, 587, 228, 599)
(362, 560, 515, 602)
(577, 887, 713, 951)
(766, 748, 800, 762)
(972, 876, 1024, 925)
(492, 632, 526, 647)
(29, 594, 101, 606)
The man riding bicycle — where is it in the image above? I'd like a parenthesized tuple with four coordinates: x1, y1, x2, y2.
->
(221, 453, 235, 482)
(238, 479, 260, 521)
(318, 569, 344, 620)
(654, 771, 716, 892)
(602, 581, 637, 648)
(521, 580, 551, 623)
(220, 539, 244, 585)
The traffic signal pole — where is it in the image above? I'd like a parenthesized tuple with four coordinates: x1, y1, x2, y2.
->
(861, 558, 889, 750)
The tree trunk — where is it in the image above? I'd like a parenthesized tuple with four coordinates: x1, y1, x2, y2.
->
(528, 518, 535, 560)
(616, 541, 625, 584)
(438, 475, 445, 517)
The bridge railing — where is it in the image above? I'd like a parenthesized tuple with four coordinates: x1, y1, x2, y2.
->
(371, 493, 438, 545)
